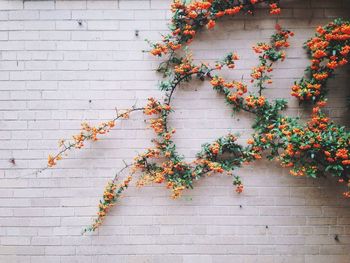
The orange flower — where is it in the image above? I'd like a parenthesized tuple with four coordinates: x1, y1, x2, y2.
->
(48, 155, 56, 167)
(257, 96, 266, 106)
(224, 82, 234, 88)
(225, 6, 242, 15)
(183, 29, 196, 36)
(339, 58, 348, 66)
(150, 44, 168, 56)
(168, 42, 181, 50)
(210, 142, 220, 155)
(188, 11, 198, 19)
(215, 64, 223, 70)
(283, 162, 294, 167)
(340, 25, 350, 34)
(336, 149, 348, 160)
(210, 76, 224, 87)
(171, 0, 184, 11)
(317, 100, 327, 107)
(266, 133, 274, 140)
(207, 20, 216, 30)
(215, 11, 225, 18)
(327, 61, 338, 69)
(313, 72, 328, 80)
(108, 120, 115, 128)
(235, 184, 244, 193)
(208, 162, 224, 173)
(340, 45, 350, 56)
(313, 50, 327, 59)
(232, 53, 239, 60)
(227, 93, 238, 102)
(342, 160, 350, 165)
(316, 26, 327, 35)
(253, 154, 262, 159)
(269, 3, 281, 14)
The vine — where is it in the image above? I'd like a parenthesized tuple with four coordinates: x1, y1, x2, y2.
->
(291, 19, 350, 102)
(42, 0, 350, 233)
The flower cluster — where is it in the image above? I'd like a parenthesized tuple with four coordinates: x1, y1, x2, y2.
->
(83, 175, 132, 233)
(251, 24, 294, 95)
(210, 76, 248, 111)
(291, 18, 350, 102)
(233, 176, 244, 193)
(47, 108, 139, 168)
(277, 102, 350, 178)
(150, 0, 281, 60)
(245, 99, 350, 180)
(269, 3, 281, 15)
(48, 119, 117, 167)
(215, 52, 240, 69)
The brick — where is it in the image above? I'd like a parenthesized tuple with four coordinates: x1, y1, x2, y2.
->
(87, 1, 119, 10)
(87, 21, 119, 30)
(55, 1, 87, 10)
(72, 10, 131, 20)
(120, 1, 150, 10)
(9, 10, 39, 20)
(0, 1, 23, 11)
(39, 10, 71, 20)
(9, 31, 40, 40)
(24, 1, 55, 10)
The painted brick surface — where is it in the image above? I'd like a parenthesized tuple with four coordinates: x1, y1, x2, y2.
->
(1, 0, 350, 262)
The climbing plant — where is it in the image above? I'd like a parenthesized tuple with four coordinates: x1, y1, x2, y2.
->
(43, 0, 350, 232)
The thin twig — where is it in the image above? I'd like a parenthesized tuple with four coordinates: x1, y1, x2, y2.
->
(27, 107, 145, 177)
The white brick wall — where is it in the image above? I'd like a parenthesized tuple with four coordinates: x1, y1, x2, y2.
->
(1, 0, 350, 262)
